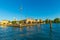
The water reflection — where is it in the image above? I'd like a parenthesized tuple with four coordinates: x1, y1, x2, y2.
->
(49, 25, 53, 40)
(0, 25, 7, 28)
(0, 24, 60, 40)
(20, 27, 23, 32)
(0, 26, 15, 40)
(37, 24, 41, 33)
(26, 26, 34, 36)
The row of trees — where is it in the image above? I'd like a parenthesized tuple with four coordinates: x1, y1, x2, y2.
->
(45, 18, 60, 23)
(11, 18, 60, 24)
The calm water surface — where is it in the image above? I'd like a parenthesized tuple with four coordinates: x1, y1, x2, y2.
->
(0, 24, 60, 40)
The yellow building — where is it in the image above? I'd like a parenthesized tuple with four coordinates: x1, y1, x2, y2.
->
(26, 18, 36, 24)
(19, 18, 44, 24)
(0, 20, 10, 25)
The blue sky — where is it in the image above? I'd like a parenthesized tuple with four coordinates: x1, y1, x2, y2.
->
(0, 0, 60, 20)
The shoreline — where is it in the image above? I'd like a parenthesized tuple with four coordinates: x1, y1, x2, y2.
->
(0, 23, 43, 27)
(1, 23, 60, 27)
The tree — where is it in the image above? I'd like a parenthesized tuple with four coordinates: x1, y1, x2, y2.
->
(54, 18, 60, 23)
(45, 19, 50, 24)
(19, 20, 26, 24)
(39, 19, 43, 23)
(12, 21, 17, 24)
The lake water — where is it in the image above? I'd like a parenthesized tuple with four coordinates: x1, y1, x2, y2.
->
(0, 24, 60, 40)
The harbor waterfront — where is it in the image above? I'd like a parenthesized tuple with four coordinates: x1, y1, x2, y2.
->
(0, 18, 60, 40)
(0, 0, 60, 40)
(0, 18, 60, 27)
(0, 23, 60, 40)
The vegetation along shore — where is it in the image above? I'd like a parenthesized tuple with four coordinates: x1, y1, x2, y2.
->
(0, 18, 60, 27)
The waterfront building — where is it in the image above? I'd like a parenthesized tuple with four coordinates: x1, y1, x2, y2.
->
(19, 18, 44, 24)
(0, 20, 11, 25)
(26, 18, 36, 24)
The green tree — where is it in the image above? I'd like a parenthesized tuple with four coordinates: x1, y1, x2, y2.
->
(45, 19, 53, 24)
(19, 20, 26, 24)
(39, 19, 43, 23)
(12, 21, 17, 24)
(45, 19, 50, 24)
(54, 18, 60, 23)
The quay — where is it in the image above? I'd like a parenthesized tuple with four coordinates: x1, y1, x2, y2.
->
(20, 23, 40, 27)
(0, 23, 41, 27)
(0, 18, 44, 27)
